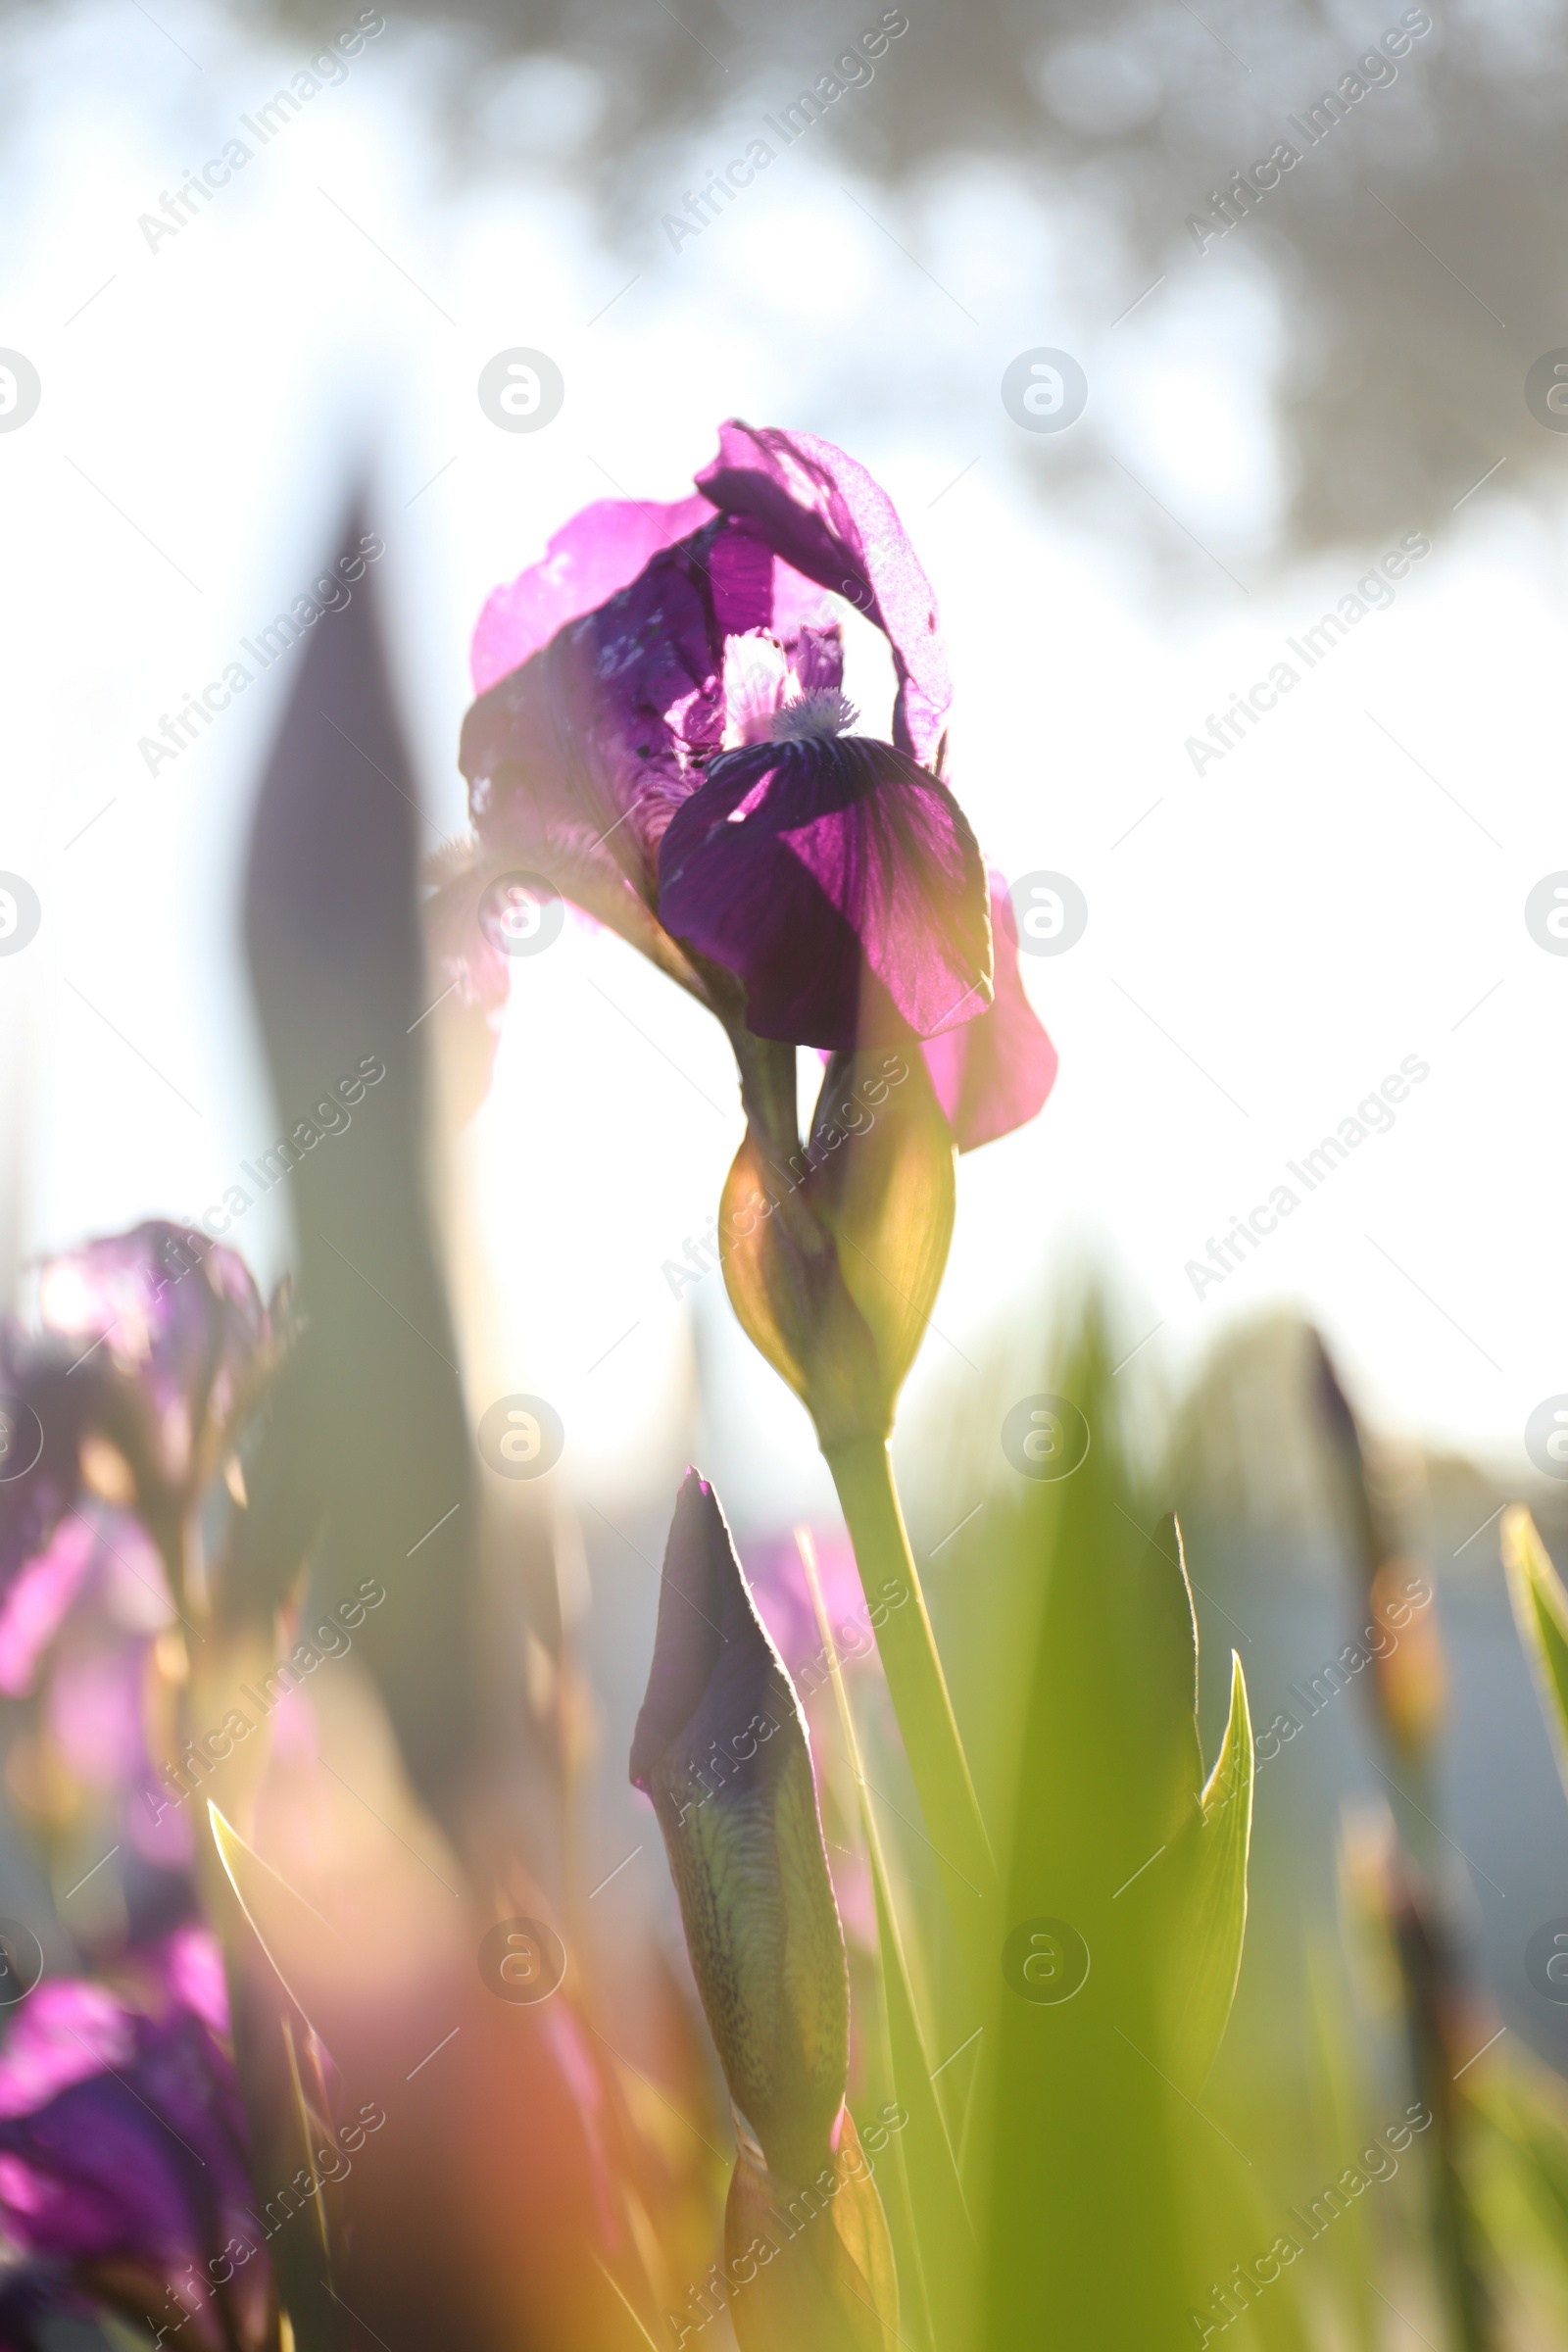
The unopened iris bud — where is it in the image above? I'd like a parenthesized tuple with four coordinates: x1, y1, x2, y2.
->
(632, 1472, 899, 2347)
(630, 1470, 848, 2183)
(718, 1048, 956, 1448)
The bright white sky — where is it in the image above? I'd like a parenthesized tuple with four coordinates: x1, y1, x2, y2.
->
(0, 0, 1561, 1523)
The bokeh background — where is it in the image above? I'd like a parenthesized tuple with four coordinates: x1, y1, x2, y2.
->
(6, 4, 1568, 2332)
(4, 0, 1566, 1495)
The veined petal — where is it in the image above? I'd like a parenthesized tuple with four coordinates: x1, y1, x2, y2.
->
(470, 492, 715, 694)
(920, 876, 1058, 1150)
(462, 515, 774, 906)
(657, 736, 991, 1049)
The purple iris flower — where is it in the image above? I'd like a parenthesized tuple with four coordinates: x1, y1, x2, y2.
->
(921, 874, 1059, 1150)
(447, 421, 1055, 1147)
(0, 1223, 270, 1597)
(0, 1933, 266, 2348)
(656, 715, 989, 1052)
(24, 1222, 267, 1500)
(0, 1340, 87, 1603)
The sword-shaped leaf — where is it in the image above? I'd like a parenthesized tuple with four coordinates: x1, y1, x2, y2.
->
(1504, 1507, 1568, 1793)
(982, 1312, 1269, 2351)
(238, 505, 477, 1835)
(1163, 1650, 1254, 2088)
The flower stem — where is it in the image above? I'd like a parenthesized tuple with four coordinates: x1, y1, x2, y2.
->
(825, 1436, 999, 1957)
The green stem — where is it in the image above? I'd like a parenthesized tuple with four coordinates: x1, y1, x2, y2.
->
(825, 1436, 999, 1966)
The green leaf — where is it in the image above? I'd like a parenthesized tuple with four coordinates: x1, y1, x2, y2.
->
(868, 1840, 974, 2351)
(1302, 1943, 1379, 2352)
(1469, 2062, 1568, 2282)
(980, 1312, 1268, 2350)
(206, 1804, 352, 2352)
(1163, 1650, 1255, 2087)
(1504, 1507, 1568, 1792)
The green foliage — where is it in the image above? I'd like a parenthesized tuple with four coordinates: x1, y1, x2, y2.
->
(800, 1540, 974, 2352)
(1505, 1506, 1568, 1794)
(971, 1315, 1267, 2350)
(1162, 1647, 1254, 2089)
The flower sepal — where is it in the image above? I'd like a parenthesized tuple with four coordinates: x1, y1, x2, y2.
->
(722, 2121, 900, 2352)
(716, 1049, 956, 1448)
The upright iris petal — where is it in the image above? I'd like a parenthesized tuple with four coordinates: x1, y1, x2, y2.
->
(459, 512, 776, 928)
(469, 491, 715, 696)
(694, 419, 952, 767)
(657, 726, 991, 1051)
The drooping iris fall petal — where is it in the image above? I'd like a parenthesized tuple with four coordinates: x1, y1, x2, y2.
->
(656, 732, 991, 1050)
(920, 876, 1058, 1150)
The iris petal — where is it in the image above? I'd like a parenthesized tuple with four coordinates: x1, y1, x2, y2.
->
(921, 876, 1059, 1150)
(470, 491, 715, 695)
(696, 419, 953, 766)
(658, 736, 991, 1050)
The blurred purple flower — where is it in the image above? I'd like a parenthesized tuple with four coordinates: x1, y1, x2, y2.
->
(742, 1527, 867, 1686)
(0, 1225, 271, 1638)
(0, 1935, 264, 2348)
(0, 1341, 93, 1603)
(25, 1221, 267, 1497)
(46, 1646, 146, 1788)
(0, 1500, 169, 1701)
(0, 1520, 96, 1701)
